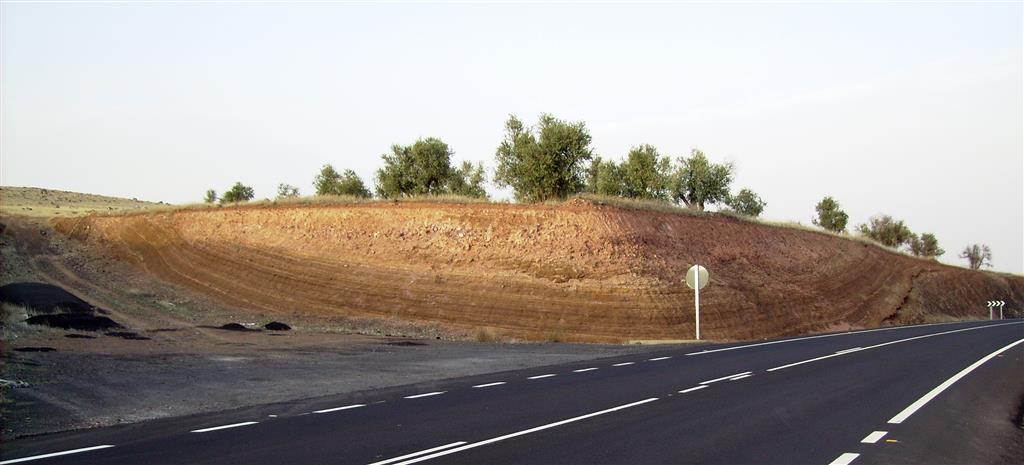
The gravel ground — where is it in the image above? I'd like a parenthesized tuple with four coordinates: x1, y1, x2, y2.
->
(1, 333, 665, 439)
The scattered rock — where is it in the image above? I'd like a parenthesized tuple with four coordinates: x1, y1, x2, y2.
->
(0, 378, 30, 388)
(264, 321, 291, 331)
(105, 331, 151, 340)
(26, 314, 122, 331)
(13, 347, 56, 352)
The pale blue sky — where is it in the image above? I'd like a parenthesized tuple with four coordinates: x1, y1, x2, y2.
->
(2, 1, 1021, 272)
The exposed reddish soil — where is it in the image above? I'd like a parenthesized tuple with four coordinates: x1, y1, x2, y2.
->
(52, 200, 1024, 342)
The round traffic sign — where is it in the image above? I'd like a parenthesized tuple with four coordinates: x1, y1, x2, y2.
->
(685, 265, 709, 290)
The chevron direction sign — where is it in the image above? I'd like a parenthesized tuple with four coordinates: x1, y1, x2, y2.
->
(986, 300, 1005, 320)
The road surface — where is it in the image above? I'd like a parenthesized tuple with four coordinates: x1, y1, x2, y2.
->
(3, 319, 1022, 464)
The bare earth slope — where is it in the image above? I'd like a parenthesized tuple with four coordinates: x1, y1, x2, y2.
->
(53, 200, 1024, 342)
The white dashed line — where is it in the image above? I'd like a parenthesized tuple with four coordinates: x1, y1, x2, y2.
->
(385, 398, 660, 465)
(861, 431, 887, 443)
(648, 356, 671, 361)
(678, 385, 707, 394)
(314, 404, 366, 414)
(367, 441, 468, 465)
(888, 337, 1024, 424)
(612, 362, 635, 366)
(190, 421, 258, 433)
(700, 371, 752, 385)
(827, 452, 860, 465)
(0, 445, 115, 464)
(835, 347, 864, 355)
(404, 391, 446, 399)
(528, 374, 556, 380)
(472, 382, 506, 388)
(729, 374, 752, 381)
(573, 368, 598, 372)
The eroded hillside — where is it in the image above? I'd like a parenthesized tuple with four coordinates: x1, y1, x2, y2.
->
(52, 200, 1024, 342)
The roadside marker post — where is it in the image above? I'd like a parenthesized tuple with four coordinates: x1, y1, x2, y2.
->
(685, 265, 710, 340)
(986, 300, 1005, 320)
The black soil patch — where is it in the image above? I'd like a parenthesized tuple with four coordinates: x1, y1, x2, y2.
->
(64, 334, 96, 339)
(13, 347, 56, 352)
(384, 341, 428, 347)
(105, 331, 151, 340)
(25, 314, 122, 332)
(202, 323, 261, 332)
(264, 321, 291, 331)
(0, 282, 99, 314)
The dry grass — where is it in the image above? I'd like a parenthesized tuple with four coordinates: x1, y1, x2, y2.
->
(0, 186, 162, 218)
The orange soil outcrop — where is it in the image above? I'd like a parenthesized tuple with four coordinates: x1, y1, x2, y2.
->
(53, 200, 1024, 342)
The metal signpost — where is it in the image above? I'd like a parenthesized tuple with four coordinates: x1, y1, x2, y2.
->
(686, 265, 709, 340)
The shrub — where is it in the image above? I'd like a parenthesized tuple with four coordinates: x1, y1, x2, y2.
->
(448, 161, 488, 199)
(203, 189, 217, 204)
(856, 215, 913, 248)
(813, 196, 849, 233)
(908, 232, 945, 258)
(725, 188, 767, 217)
(276, 183, 300, 199)
(220, 182, 254, 204)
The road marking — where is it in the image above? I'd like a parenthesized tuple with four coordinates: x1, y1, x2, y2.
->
(888, 337, 1024, 424)
(835, 347, 863, 355)
(190, 421, 258, 433)
(528, 374, 556, 379)
(573, 368, 598, 372)
(404, 391, 445, 399)
(861, 431, 888, 443)
(729, 374, 752, 381)
(367, 441, 468, 465)
(387, 398, 660, 465)
(700, 371, 752, 385)
(0, 445, 115, 464)
(648, 356, 671, 361)
(685, 321, 964, 356)
(472, 382, 506, 388)
(828, 452, 860, 465)
(679, 385, 708, 393)
(314, 404, 366, 414)
(612, 362, 635, 366)
(767, 323, 1021, 372)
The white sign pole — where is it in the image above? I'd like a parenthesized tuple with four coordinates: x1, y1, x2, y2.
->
(695, 268, 700, 341)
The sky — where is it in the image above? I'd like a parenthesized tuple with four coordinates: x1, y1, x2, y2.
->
(2, 1, 1021, 273)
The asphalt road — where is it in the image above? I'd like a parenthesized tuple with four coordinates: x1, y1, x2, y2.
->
(3, 319, 1022, 465)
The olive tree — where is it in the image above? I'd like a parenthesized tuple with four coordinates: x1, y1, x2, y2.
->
(813, 196, 849, 233)
(620, 144, 672, 200)
(376, 137, 455, 198)
(220, 182, 255, 204)
(670, 149, 734, 211)
(908, 232, 945, 258)
(960, 244, 992, 270)
(725, 188, 767, 217)
(856, 215, 913, 248)
(494, 114, 593, 202)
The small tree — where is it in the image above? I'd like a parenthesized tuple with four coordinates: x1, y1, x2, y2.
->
(908, 232, 945, 258)
(960, 244, 992, 270)
(585, 157, 626, 197)
(314, 164, 342, 196)
(448, 161, 488, 199)
(376, 137, 456, 198)
(856, 215, 913, 248)
(813, 196, 849, 233)
(276, 183, 300, 199)
(670, 149, 734, 211)
(494, 114, 593, 202)
(725, 188, 767, 217)
(620, 144, 672, 200)
(220, 182, 255, 204)
(337, 169, 372, 198)
(204, 189, 217, 204)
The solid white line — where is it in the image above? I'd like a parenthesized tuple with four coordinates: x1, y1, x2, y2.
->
(472, 382, 506, 388)
(685, 321, 967, 356)
(528, 374, 556, 379)
(700, 371, 752, 385)
(0, 445, 115, 464)
(612, 362, 635, 366)
(573, 368, 598, 372)
(828, 452, 860, 465)
(888, 337, 1024, 424)
(861, 431, 888, 443)
(314, 404, 366, 414)
(729, 374, 752, 381)
(767, 322, 1021, 372)
(679, 385, 708, 393)
(835, 347, 863, 355)
(366, 442, 468, 465)
(404, 391, 445, 399)
(388, 398, 660, 465)
(648, 356, 671, 361)
(190, 421, 258, 433)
